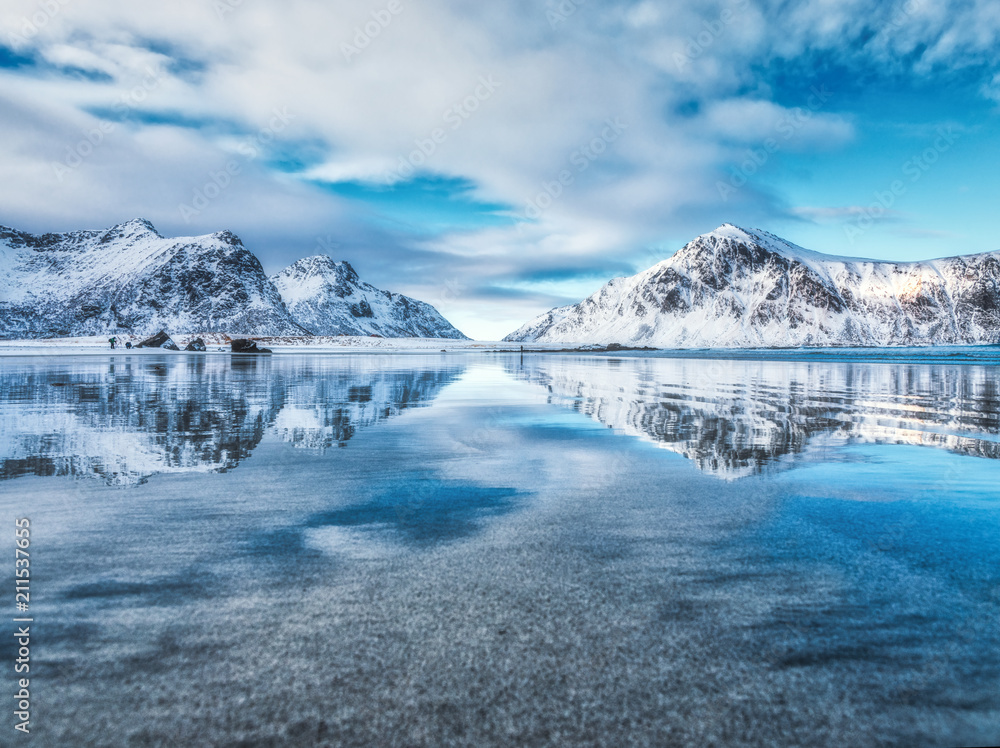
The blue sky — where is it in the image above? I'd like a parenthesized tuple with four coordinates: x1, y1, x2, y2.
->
(1, 0, 999, 338)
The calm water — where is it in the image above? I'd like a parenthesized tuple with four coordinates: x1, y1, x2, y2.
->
(0, 351, 998, 746)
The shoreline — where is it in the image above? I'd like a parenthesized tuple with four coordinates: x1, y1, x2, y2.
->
(1, 335, 999, 364)
(0, 334, 524, 357)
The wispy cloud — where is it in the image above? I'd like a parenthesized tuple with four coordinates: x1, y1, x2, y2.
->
(893, 227, 963, 241)
(791, 206, 907, 223)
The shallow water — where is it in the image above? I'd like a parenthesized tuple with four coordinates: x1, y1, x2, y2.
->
(0, 352, 998, 746)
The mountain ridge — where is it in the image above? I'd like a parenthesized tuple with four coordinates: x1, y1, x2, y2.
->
(0, 218, 307, 338)
(270, 254, 467, 339)
(0, 219, 465, 340)
(505, 224, 1000, 347)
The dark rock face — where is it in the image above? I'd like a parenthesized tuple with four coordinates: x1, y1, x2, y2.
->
(350, 299, 374, 318)
(185, 338, 207, 352)
(137, 330, 179, 350)
(231, 339, 272, 354)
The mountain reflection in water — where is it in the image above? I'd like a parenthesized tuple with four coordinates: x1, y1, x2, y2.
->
(508, 356, 1000, 479)
(0, 355, 464, 486)
(1, 352, 998, 486)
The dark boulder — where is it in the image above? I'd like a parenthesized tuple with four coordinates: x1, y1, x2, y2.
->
(137, 330, 180, 350)
(184, 338, 207, 352)
(231, 338, 272, 354)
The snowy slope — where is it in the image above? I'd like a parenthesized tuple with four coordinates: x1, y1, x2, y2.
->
(0, 218, 305, 338)
(271, 255, 467, 339)
(505, 224, 1000, 347)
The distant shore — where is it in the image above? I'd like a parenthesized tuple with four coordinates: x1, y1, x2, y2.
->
(1, 336, 998, 364)
(0, 334, 532, 356)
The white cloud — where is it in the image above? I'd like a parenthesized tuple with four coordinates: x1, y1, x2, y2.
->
(701, 98, 855, 150)
(1, 0, 999, 337)
(625, 2, 661, 29)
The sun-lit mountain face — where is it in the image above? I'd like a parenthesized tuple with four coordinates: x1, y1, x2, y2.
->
(507, 224, 1000, 347)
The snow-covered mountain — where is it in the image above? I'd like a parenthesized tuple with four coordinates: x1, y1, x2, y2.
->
(0, 218, 305, 338)
(505, 224, 1000, 347)
(270, 255, 467, 339)
(0, 219, 466, 340)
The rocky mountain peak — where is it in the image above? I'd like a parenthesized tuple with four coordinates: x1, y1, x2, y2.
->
(211, 229, 243, 247)
(296, 255, 359, 282)
(99, 218, 161, 244)
(270, 256, 466, 339)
